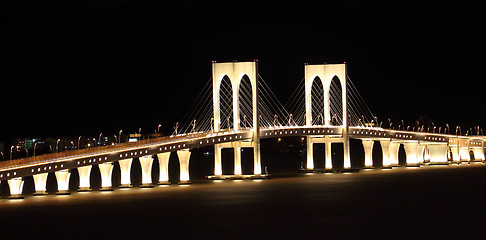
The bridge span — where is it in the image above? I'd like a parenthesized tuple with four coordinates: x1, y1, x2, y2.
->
(1, 126, 484, 198)
(1, 61, 484, 199)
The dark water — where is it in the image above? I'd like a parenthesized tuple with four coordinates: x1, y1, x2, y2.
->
(1, 163, 485, 240)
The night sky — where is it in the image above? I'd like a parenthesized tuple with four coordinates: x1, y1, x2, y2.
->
(2, 1, 485, 141)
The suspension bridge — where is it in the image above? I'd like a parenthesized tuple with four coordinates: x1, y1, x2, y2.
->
(1, 61, 484, 199)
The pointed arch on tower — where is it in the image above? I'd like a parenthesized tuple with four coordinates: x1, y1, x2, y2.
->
(237, 74, 254, 129)
(212, 62, 258, 132)
(309, 76, 325, 126)
(305, 63, 347, 126)
(328, 75, 344, 126)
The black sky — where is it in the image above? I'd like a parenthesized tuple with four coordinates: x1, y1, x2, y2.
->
(1, 1, 485, 141)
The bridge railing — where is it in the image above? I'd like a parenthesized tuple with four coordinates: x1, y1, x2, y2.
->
(0, 131, 214, 171)
(0, 129, 247, 171)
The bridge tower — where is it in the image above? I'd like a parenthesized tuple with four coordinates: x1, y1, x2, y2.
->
(212, 61, 261, 176)
(304, 63, 350, 169)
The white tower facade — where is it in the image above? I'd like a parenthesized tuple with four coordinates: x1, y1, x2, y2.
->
(304, 63, 350, 169)
(212, 61, 261, 175)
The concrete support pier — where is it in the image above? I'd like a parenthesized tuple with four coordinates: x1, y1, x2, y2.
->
(7, 177, 24, 199)
(428, 144, 449, 164)
(404, 142, 420, 167)
(157, 152, 171, 184)
(77, 165, 92, 191)
(460, 147, 470, 163)
(325, 137, 332, 169)
(214, 144, 222, 176)
(139, 155, 154, 187)
(389, 142, 400, 167)
(306, 136, 314, 170)
(118, 158, 133, 188)
(473, 147, 485, 161)
(380, 140, 392, 168)
(33, 172, 48, 195)
(55, 169, 71, 195)
(177, 150, 191, 184)
(99, 162, 114, 190)
(362, 139, 374, 168)
(233, 142, 242, 176)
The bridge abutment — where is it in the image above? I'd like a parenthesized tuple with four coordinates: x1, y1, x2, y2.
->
(33, 172, 48, 195)
(157, 152, 171, 184)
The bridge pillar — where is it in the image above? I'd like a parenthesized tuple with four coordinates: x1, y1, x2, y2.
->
(177, 150, 191, 184)
(55, 169, 71, 194)
(233, 142, 242, 176)
(325, 137, 332, 169)
(157, 152, 171, 184)
(418, 144, 426, 164)
(214, 144, 222, 176)
(450, 146, 460, 163)
(389, 142, 400, 167)
(428, 144, 448, 164)
(380, 140, 392, 168)
(99, 162, 114, 190)
(473, 147, 485, 161)
(118, 158, 133, 187)
(362, 139, 374, 168)
(306, 136, 314, 169)
(32, 172, 48, 195)
(459, 147, 470, 162)
(253, 137, 262, 175)
(404, 142, 420, 167)
(343, 131, 351, 169)
(139, 155, 154, 187)
(77, 165, 92, 191)
(7, 177, 24, 199)
(423, 144, 431, 163)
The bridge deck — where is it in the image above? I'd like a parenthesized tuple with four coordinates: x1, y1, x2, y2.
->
(0, 126, 484, 181)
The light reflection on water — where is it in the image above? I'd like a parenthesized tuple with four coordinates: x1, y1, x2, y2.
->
(0, 164, 485, 239)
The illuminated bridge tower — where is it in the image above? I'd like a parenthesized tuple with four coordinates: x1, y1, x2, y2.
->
(212, 61, 261, 176)
(305, 63, 350, 169)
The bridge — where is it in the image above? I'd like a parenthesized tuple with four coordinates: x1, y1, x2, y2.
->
(1, 61, 484, 199)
